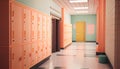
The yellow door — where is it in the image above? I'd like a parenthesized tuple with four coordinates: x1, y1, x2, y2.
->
(76, 22, 86, 42)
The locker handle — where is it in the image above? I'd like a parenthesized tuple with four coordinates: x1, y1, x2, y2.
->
(19, 57, 22, 61)
(12, 31, 15, 41)
(24, 64, 26, 67)
(12, 11, 14, 17)
(24, 31, 26, 40)
(36, 51, 38, 53)
(24, 50, 26, 55)
(32, 16, 34, 20)
(24, 13, 26, 19)
(29, 53, 31, 57)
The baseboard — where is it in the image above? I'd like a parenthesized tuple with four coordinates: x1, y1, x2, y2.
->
(61, 43, 72, 49)
(72, 41, 76, 42)
(96, 52, 106, 55)
(107, 57, 113, 69)
(30, 55, 51, 69)
(86, 41, 96, 42)
(72, 41, 97, 43)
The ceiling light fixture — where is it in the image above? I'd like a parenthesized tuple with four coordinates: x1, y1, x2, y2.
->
(70, 0, 88, 3)
(74, 7, 88, 10)
(76, 10, 88, 13)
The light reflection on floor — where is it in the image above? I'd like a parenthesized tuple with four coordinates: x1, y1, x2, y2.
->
(39, 42, 112, 69)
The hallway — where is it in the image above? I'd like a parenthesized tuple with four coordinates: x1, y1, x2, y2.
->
(38, 42, 111, 69)
(0, 0, 119, 69)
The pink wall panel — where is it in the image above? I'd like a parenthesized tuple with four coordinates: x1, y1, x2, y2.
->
(87, 24, 95, 35)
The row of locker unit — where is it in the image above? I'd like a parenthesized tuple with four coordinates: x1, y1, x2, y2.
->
(10, 2, 51, 45)
(9, 1, 52, 69)
(63, 23, 72, 48)
(10, 42, 51, 69)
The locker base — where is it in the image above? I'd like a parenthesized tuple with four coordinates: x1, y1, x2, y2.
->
(30, 55, 51, 69)
(61, 43, 72, 49)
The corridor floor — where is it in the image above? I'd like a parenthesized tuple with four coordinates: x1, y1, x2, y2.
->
(38, 42, 112, 69)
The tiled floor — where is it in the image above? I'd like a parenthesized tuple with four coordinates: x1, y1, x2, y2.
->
(38, 42, 112, 69)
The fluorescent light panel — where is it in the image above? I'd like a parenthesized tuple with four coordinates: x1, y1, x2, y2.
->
(70, 0, 88, 3)
(76, 11, 88, 13)
(74, 7, 88, 10)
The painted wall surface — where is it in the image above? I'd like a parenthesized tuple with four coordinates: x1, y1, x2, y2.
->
(50, 0, 61, 17)
(96, 0, 105, 53)
(106, 0, 115, 68)
(64, 11, 71, 24)
(71, 14, 96, 41)
(16, 0, 50, 15)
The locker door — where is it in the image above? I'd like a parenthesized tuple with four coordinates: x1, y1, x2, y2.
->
(31, 11, 37, 42)
(42, 15, 46, 59)
(30, 43, 38, 66)
(11, 46, 23, 69)
(37, 14, 42, 41)
(11, 3, 22, 45)
(23, 8, 31, 43)
(37, 41, 42, 62)
(23, 44, 31, 69)
(46, 17, 48, 57)
(47, 17, 52, 55)
(42, 16, 47, 41)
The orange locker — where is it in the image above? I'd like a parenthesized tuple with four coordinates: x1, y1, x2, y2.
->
(47, 17, 52, 56)
(37, 41, 41, 62)
(31, 11, 38, 41)
(10, 3, 23, 45)
(23, 44, 31, 69)
(30, 43, 38, 66)
(42, 41, 46, 58)
(48, 18, 52, 41)
(23, 8, 31, 43)
(11, 46, 23, 69)
(9, 2, 52, 69)
(37, 14, 42, 41)
(42, 16, 47, 41)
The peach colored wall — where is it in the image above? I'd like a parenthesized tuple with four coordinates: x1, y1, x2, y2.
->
(96, 0, 105, 53)
(105, 0, 115, 68)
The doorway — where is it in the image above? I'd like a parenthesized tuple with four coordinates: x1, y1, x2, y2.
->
(52, 18, 60, 52)
(76, 22, 86, 42)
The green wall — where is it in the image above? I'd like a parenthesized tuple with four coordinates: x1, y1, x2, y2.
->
(71, 14, 96, 41)
(16, 0, 50, 15)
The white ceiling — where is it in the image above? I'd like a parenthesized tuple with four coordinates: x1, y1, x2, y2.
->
(53, 0, 99, 15)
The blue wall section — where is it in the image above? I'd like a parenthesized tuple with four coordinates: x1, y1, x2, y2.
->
(71, 14, 96, 41)
(16, 0, 50, 15)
